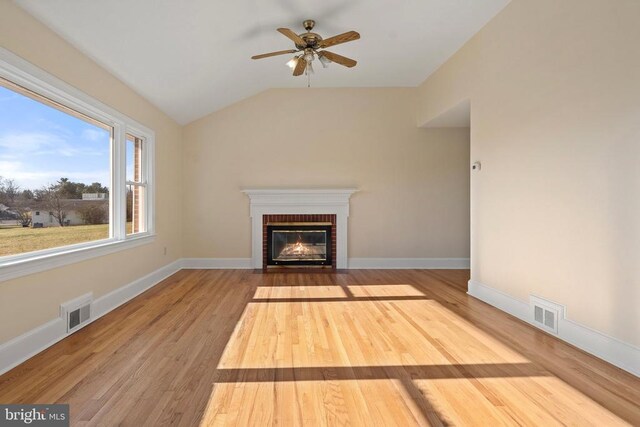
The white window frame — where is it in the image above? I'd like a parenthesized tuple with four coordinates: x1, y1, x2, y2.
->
(124, 133, 150, 236)
(0, 47, 155, 282)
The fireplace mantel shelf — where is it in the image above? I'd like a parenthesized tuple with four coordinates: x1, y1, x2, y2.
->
(242, 188, 358, 194)
(242, 189, 357, 205)
(242, 188, 357, 269)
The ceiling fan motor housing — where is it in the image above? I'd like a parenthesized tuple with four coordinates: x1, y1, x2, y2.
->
(294, 19, 322, 49)
(297, 33, 323, 50)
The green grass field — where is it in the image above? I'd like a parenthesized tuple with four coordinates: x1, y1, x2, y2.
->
(0, 223, 132, 257)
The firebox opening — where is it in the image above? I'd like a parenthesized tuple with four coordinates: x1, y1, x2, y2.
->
(266, 223, 333, 267)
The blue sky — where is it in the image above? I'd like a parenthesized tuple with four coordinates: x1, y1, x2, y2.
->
(0, 85, 111, 191)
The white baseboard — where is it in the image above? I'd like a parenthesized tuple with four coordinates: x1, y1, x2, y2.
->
(348, 258, 470, 269)
(467, 280, 529, 320)
(181, 258, 253, 269)
(0, 318, 66, 378)
(92, 259, 183, 318)
(0, 259, 183, 376)
(180, 257, 470, 270)
(468, 280, 640, 377)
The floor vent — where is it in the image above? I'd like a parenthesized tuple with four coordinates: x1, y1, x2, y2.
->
(60, 293, 93, 333)
(530, 295, 563, 335)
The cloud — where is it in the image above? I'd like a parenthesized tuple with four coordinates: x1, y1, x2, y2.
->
(0, 131, 65, 154)
(0, 125, 110, 189)
(82, 128, 108, 142)
(0, 160, 110, 189)
(0, 160, 22, 174)
(0, 131, 106, 158)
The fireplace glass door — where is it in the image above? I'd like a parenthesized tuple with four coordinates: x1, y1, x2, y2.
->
(267, 224, 332, 266)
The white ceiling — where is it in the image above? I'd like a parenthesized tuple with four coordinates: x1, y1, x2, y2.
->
(16, 0, 509, 125)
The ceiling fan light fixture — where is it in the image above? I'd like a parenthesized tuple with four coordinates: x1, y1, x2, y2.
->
(286, 57, 298, 69)
(303, 51, 314, 63)
(318, 54, 331, 68)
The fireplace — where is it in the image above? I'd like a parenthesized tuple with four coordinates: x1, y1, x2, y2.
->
(266, 223, 332, 267)
(262, 214, 337, 269)
(243, 189, 357, 269)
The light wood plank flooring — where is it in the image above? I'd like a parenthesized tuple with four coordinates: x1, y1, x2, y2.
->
(0, 269, 638, 426)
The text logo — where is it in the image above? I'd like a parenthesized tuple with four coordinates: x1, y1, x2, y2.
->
(1, 405, 69, 426)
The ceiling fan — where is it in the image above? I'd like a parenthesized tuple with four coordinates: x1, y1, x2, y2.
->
(251, 20, 360, 77)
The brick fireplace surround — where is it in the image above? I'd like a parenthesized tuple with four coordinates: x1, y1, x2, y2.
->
(242, 189, 357, 269)
(263, 214, 337, 269)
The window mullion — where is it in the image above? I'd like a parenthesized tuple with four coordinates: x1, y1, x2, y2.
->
(146, 135, 154, 234)
(113, 123, 127, 240)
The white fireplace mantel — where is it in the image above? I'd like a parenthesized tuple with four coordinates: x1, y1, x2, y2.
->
(242, 188, 357, 269)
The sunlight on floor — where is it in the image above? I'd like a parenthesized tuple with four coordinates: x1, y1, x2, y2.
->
(199, 281, 628, 426)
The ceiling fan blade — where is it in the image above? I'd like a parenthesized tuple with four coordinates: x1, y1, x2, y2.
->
(318, 31, 360, 48)
(277, 28, 306, 47)
(319, 50, 357, 68)
(293, 57, 307, 76)
(251, 49, 298, 60)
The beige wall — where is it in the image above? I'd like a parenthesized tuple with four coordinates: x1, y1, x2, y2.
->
(418, 0, 640, 345)
(0, 2, 183, 343)
(182, 88, 470, 260)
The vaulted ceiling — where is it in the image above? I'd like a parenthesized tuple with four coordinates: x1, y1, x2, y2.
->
(16, 0, 509, 124)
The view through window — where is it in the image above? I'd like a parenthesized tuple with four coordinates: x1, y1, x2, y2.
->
(126, 134, 146, 235)
(0, 78, 112, 257)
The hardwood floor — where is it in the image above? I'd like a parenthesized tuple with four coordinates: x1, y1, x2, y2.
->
(0, 269, 638, 426)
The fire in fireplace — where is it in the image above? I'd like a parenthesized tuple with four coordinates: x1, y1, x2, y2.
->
(266, 223, 333, 267)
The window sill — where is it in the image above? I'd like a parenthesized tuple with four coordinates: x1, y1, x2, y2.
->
(0, 234, 156, 283)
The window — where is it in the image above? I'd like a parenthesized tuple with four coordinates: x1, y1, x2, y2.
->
(126, 134, 147, 235)
(0, 48, 154, 277)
